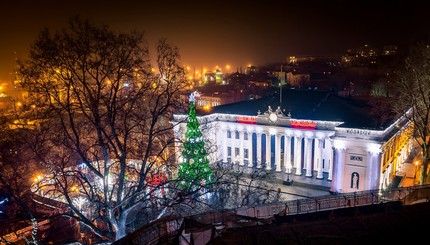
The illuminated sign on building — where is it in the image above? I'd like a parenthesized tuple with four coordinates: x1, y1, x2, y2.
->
(346, 129, 371, 136)
(236, 116, 257, 124)
(290, 120, 317, 129)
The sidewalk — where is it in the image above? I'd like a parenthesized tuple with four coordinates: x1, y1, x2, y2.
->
(261, 172, 332, 201)
(273, 183, 330, 201)
(235, 167, 333, 201)
(271, 170, 331, 198)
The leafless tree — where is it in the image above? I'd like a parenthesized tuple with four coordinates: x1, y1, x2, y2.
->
(391, 41, 430, 184)
(0, 117, 43, 245)
(15, 17, 190, 242)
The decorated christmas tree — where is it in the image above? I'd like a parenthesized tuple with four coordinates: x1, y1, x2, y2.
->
(177, 92, 213, 192)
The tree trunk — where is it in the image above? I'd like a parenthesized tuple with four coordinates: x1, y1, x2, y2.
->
(113, 208, 131, 241)
(422, 159, 430, 185)
(115, 226, 126, 241)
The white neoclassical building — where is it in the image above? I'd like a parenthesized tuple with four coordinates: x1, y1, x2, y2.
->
(173, 89, 414, 194)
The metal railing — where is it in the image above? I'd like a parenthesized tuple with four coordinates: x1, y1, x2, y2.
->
(114, 184, 430, 245)
(236, 184, 429, 219)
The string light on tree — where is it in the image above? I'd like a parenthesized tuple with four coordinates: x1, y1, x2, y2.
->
(0, 198, 8, 213)
(177, 91, 213, 192)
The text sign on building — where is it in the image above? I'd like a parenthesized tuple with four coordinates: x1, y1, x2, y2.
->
(346, 129, 371, 136)
(290, 120, 317, 129)
(237, 116, 257, 124)
(350, 155, 363, 161)
(349, 154, 365, 166)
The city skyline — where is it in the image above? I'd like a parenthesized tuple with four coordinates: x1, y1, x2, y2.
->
(1, 0, 429, 80)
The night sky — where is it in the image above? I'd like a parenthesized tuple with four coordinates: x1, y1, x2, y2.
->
(1, 0, 429, 80)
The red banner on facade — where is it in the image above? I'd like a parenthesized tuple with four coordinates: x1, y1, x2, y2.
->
(290, 120, 316, 129)
(236, 116, 257, 124)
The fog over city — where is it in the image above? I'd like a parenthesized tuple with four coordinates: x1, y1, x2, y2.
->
(1, 0, 429, 80)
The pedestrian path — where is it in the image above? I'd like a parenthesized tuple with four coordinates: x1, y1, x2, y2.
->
(267, 171, 332, 200)
(272, 182, 330, 201)
(238, 168, 332, 201)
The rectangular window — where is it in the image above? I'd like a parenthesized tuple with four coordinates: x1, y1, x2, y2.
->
(323, 139, 325, 149)
(235, 147, 240, 157)
(235, 131, 239, 139)
(227, 147, 231, 157)
(244, 148, 249, 159)
(323, 159, 325, 169)
(244, 132, 248, 140)
(227, 130, 231, 138)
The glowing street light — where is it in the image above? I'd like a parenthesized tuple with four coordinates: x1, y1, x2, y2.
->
(414, 161, 420, 185)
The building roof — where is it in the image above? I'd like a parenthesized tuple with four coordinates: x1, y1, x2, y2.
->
(199, 88, 393, 130)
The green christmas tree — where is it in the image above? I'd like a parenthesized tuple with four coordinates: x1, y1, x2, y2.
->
(177, 92, 213, 192)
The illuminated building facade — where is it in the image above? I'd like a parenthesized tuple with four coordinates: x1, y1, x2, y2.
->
(173, 89, 413, 194)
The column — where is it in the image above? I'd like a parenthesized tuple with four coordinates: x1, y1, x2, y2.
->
(332, 147, 345, 193)
(316, 139, 324, 179)
(329, 147, 336, 193)
(239, 130, 244, 166)
(266, 133, 271, 170)
(377, 151, 386, 188)
(328, 158, 333, 181)
(248, 132, 253, 167)
(275, 134, 281, 172)
(366, 151, 372, 190)
(366, 151, 382, 190)
(327, 140, 334, 181)
(294, 136, 302, 175)
(256, 133, 262, 168)
(223, 128, 228, 163)
(305, 138, 313, 177)
(284, 136, 292, 173)
(231, 129, 236, 165)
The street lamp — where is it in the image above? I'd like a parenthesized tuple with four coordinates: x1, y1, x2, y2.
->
(414, 161, 420, 185)
(234, 155, 241, 171)
(285, 163, 293, 185)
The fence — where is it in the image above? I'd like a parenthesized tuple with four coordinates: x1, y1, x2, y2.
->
(114, 184, 430, 245)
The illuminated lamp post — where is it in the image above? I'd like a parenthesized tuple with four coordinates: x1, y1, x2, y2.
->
(284, 160, 293, 185)
(284, 167, 293, 185)
(414, 161, 420, 186)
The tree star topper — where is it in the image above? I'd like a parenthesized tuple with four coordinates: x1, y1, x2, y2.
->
(189, 91, 200, 103)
